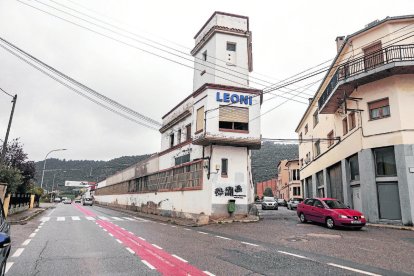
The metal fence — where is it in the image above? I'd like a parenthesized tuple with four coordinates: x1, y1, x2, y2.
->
(9, 193, 31, 209)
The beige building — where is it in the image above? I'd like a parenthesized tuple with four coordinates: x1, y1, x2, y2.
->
(295, 15, 414, 226)
(277, 159, 301, 201)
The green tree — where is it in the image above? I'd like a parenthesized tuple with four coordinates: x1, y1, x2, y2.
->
(0, 165, 22, 193)
(263, 187, 274, 197)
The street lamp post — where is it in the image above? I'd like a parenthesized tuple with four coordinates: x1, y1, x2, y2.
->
(40, 149, 67, 189)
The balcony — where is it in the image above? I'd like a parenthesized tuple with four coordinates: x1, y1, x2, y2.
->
(318, 44, 414, 113)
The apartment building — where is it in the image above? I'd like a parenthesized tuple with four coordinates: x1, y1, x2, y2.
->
(277, 159, 301, 201)
(95, 12, 262, 220)
(295, 15, 414, 225)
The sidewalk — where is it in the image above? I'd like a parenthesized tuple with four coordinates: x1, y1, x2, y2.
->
(6, 202, 55, 225)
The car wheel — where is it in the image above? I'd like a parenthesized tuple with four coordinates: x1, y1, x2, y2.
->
(326, 217, 335, 229)
(354, 227, 363, 231)
(275, 207, 278, 210)
(299, 213, 307, 223)
(261, 206, 264, 210)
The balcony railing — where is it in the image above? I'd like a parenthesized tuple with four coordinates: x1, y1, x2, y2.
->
(318, 44, 414, 110)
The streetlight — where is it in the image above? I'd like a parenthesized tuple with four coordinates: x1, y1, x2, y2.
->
(40, 149, 67, 189)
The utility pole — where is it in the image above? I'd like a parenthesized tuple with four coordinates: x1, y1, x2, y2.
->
(0, 94, 17, 165)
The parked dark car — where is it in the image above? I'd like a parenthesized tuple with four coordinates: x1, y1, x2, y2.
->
(297, 198, 366, 230)
(287, 198, 303, 210)
(276, 198, 287, 207)
(0, 198, 11, 275)
(261, 197, 278, 210)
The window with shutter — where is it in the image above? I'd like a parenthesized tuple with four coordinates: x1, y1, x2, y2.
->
(219, 106, 249, 132)
(368, 98, 390, 120)
(196, 107, 205, 132)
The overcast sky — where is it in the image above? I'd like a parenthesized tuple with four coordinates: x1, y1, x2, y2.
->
(0, 0, 411, 162)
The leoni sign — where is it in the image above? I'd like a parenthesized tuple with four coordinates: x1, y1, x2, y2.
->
(216, 92, 252, 105)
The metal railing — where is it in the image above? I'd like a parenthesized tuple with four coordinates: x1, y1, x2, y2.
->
(318, 44, 414, 109)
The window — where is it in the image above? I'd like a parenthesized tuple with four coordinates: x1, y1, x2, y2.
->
(291, 169, 300, 181)
(363, 42, 384, 70)
(374, 147, 397, 176)
(186, 124, 191, 141)
(226, 42, 236, 51)
(313, 199, 324, 208)
(221, 158, 228, 176)
(342, 117, 348, 135)
(293, 187, 301, 196)
(202, 50, 207, 61)
(300, 159, 303, 167)
(219, 106, 249, 132)
(369, 98, 390, 120)
(304, 198, 314, 206)
(349, 112, 356, 130)
(175, 154, 190, 166)
(313, 111, 319, 127)
(169, 133, 174, 148)
(314, 140, 321, 157)
(196, 106, 205, 132)
(177, 129, 182, 144)
(304, 124, 308, 134)
(349, 154, 360, 181)
(299, 133, 302, 144)
(327, 130, 334, 147)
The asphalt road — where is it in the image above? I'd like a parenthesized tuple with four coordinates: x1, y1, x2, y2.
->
(6, 204, 414, 275)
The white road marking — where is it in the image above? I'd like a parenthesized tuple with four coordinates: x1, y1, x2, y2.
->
(159, 223, 167, 226)
(34, 229, 39, 233)
(37, 226, 42, 229)
(197, 231, 208, 235)
(123, 217, 135, 221)
(203, 271, 215, 276)
(116, 239, 122, 244)
(98, 216, 109, 221)
(128, 231, 134, 235)
(327, 263, 381, 276)
(22, 239, 31, 246)
(241, 241, 259, 247)
(57, 217, 65, 221)
(120, 227, 125, 230)
(40, 217, 50, 222)
(111, 217, 123, 221)
(172, 254, 188, 263)
(126, 247, 135, 254)
(171, 226, 177, 228)
(98, 225, 102, 228)
(215, 235, 231, 240)
(5, 262, 13, 273)
(141, 260, 155, 270)
(133, 216, 149, 222)
(184, 228, 191, 231)
(86, 216, 95, 221)
(12, 248, 24, 257)
(72, 216, 80, 221)
(108, 233, 114, 237)
(278, 251, 307, 259)
(29, 233, 36, 238)
(152, 244, 162, 250)
(103, 229, 107, 232)
(138, 237, 145, 241)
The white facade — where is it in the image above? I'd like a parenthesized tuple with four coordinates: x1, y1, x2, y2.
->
(95, 12, 261, 220)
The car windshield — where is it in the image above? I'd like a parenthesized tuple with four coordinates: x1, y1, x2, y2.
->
(323, 200, 348, 209)
(264, 199, 275, 202)
(293, 199, 303, 203)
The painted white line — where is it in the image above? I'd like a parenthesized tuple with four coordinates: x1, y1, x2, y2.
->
(98, 216, 109, 221)
(126, 247, 135, 254)
(103, 229, 107, 232)
(171, 226, 177, 228)
(22, 239, 31, 246)
(108, 233, 114, 237)
(37, 226, 42, 229)
(123, 217, 135, 221)
(29, 233, 36, 238)
(241, 241, 259, 247)
(141, 260, 155, 270)
(327, 263, 381, 276)
(72, 216, 80, 221)
(184, 228, 191, 231)
(197, 231, 208, 235)
(172, 254, 188, 263)
(128, 231, 134, 235)
(57, 217, 65, 221)
(278, 251, 307, 259)
(5, 262, 13, 274)
(215, 235, 231, 240)
(159, 223, 167, 226)
(34, 229, 39, 233)
(111, 217, 123, 221)
(204, 271, 215, 276)
(138, 237, 146, 241)
(12, 248, 24, 258)
(120, 227, 125, 230)
(98, 225, 102, 228)
(40, 217, 50, 222)
(133, 216, 149, 222)
(116, 239, 122, 244)
(86, 216, 95, 220)
(152, 244, 162, 250)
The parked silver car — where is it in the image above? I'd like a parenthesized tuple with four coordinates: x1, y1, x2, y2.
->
(261, 197, 278, 210)
(287, 198, 303, 210)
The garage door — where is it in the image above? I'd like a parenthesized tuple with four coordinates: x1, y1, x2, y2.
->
(328, 163, 343, 202)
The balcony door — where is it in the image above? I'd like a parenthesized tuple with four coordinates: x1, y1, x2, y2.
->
(363, 42, 384, 70)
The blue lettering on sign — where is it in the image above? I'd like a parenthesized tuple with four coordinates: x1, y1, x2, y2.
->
(216, 92, 252, 106)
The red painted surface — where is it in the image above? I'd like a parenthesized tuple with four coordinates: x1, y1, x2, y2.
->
(73, 204, 96, 217)
(256, 178, 277, 198)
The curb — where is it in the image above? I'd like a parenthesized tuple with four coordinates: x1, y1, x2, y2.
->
(7, 208, 47, 225)
(367, 223, 414, 231)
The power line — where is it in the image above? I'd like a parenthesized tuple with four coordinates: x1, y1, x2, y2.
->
(0, 87, 14, 98)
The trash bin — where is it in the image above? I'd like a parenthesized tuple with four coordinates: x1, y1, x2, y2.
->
(227, 199, 236, 213)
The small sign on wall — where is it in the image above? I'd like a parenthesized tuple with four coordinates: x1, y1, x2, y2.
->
(409, 167, 414, 173)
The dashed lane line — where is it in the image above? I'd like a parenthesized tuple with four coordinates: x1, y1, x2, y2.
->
(11, 248, 24, 258)
(112, 217, 123, 221)
(5, 262, 13, 274)
(138, 237, 146, 241)
(22, 239, 31, 246)
(126, 247, 135, 254)
(197, 231, 208, 235)
(141, 260, 155, 270)
(203, 271, 215, 276)
(85, 216, 95, 220)
(57, 217, 65, 221)
(172, 254, 188, 263)
(241, 241, 259, 247)
(108, 233, 114, 237)
(327, 263, 382, 276)
(123, 217, 135, 221)
(152, 244, 162, 250)
(72, 216, 80, 221)
(278, 251, 308, 259)
(98, 216, 109, 221)
(40, 217, 50, 222)
(29, 233, 36, 238)
(116, 239, 122, 244)
(215, 235, 231, 240)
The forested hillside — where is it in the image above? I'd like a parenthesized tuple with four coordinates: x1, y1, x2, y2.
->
(251, 142, 299, 183)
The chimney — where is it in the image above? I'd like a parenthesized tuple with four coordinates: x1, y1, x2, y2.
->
(335, 36, 345, 53)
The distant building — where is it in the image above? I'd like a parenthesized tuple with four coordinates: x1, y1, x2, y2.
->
(295, 15, 414, 226)
(277, 159, 301, 201)
(95, 12, 262, 220)
(256, 178, 277, 198)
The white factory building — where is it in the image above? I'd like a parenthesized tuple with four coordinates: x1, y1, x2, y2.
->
(95, 12, 262, 220)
